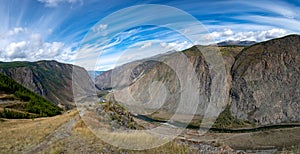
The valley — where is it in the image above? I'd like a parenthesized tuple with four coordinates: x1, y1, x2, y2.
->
(0, 35, 299, 153)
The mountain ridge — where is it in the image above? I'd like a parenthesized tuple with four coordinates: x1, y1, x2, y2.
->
(96, 34, 300, 127)
(0, 60, 89, 110)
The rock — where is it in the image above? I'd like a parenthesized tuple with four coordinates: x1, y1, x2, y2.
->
(0, 60, 91, 109)
(230, 35, 300, 125)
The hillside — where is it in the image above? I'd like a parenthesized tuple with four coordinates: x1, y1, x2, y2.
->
(96, 35, 300, 127)
(0, 73, 62, 118)
(230, 34, 300, 125)
(0, 60, 89, 109)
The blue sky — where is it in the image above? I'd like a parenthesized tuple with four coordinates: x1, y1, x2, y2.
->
(0, 0, 299, 70)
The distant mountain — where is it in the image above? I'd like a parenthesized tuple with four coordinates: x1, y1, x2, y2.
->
(216, 40, 256, 46)
(95, 51, 176, 90)
(0, 60, 90, 110)
(87, 71, 104, 80)
(0, 73, 62, 118)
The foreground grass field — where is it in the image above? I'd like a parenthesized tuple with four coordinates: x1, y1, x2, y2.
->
(1, 109, 299, 153)
(0, 110, 197, 153)
(0, 110, 77, 153)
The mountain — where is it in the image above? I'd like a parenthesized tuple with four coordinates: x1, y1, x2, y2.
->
(96, 35, 299, 127)
(230, 34, 300, 125)
(0, 73, 62, 118)
(0, 60, 89, 109)
(95, 51, 176, 90)
(87, 71, 104, 80)
(216, 40, 256, 46)
(97, 45, 244, 119)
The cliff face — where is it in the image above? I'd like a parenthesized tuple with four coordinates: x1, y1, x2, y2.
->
(95, 60, 159, 90)
(230, 35, 300, 125)
(0, 60, 89, 109)
(123, 47, 213, 114)
(96, 35, 300, 126)
(97, 46, 234, 116)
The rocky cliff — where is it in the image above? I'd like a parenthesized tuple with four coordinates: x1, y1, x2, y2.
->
(96, 35, 300, 126)
(230, 35, 300, 125)
(0, 60, 89, 109)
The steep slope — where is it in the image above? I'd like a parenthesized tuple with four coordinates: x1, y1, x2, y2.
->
(0, 60, 89, 109)
(95, 60, 158, 90)
(0, 73, 62, 118)
(101, 46, 243, 120)
(230, 35, 300, 125)
(97, 35, 300, 127)
(95, 52, 177, 90)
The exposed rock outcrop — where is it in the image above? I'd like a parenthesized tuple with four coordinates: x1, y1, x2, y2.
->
(0, 60, 89, 109)
(96, 35, 300, 127)
(230, 35, 300, 125)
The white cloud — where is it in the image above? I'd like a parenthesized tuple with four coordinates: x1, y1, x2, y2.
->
(92, 24, 108, 32)
(0, 27, 76, 63)
(160, 41, 192, 51)
(140, 42, 152, 49)
(203, 28, 290, 43)
(7, 27, 28, 36)
(228, 28, 289, 42)
(223, 29, 233, 36)
(37, 0, 82, 7)
(92, 24, 108, 36)
(202, 29, 234, 41)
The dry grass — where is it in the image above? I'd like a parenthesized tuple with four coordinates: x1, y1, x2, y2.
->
(1, 108, 299, 153)
(0, 110, 78, 153)
(40, 117, 194, 154)
(222, 127, 300, 150)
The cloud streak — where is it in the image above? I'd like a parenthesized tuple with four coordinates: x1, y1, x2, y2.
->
(1, 0, 300, 71)
(37, 0, 83, 7)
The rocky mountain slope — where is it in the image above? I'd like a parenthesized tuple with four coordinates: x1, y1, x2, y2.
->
(0, 60, 89, 109)
(230, 34, 300, 125)
(97, 45, 242, 118)
(94, 52, 178, 90)
(96, 35, 299, 127)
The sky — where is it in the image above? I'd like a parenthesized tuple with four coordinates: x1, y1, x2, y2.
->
(0, 0, 299, 71)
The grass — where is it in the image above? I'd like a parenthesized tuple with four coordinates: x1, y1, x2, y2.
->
(0, 110, 78, 153)
(222, 127, 300, 151)
(1, 108, 299, 153)
(71, 118, 194, 153)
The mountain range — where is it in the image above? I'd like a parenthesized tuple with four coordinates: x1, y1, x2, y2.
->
(95, 35, 300, 127)
(0, 35, 299, 127)
(216, 40, 257, 46)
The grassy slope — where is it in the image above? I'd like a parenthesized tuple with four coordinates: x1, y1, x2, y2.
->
(0, 73, 62, 118)
(0, 110, 194, 153)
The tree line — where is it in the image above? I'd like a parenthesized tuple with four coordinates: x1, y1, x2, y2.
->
(0, 73, 62, 118)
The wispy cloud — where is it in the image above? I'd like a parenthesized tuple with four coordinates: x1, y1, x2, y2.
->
(236, 1, 299, 19)
(140, 42, 152, 49)
(1, 0, 300, 70)
(37, 0, 83, 7)
(233, 15, 300, 32)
